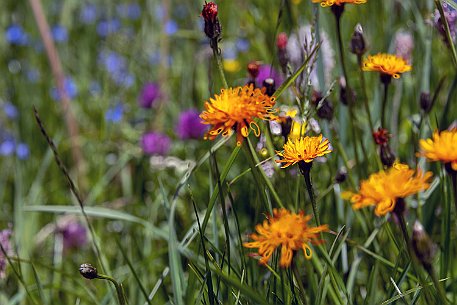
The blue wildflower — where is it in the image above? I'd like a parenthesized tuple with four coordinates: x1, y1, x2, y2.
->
(5, 24, 28, 46)
(3, 103, 18, 119)
(165, 20, 178, 35)
(51, 77, 78, 101)
(16, 143, 29, 160)
(80, 4, 98, 24)
(105, 104, 124, 123)
(117, 3, 141, 20)
(51, 25, 68, 43)
(97, 19, 121, 37)
(236, 38, 250, 52)
(0, 138, 15, 156)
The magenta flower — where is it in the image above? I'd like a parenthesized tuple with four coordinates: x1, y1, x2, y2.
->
(141, 132, 171, 155)
(0, 228, 12, 279)
(59, 221, 88, 251)
(139, 82, 161, 108)
(256, 65, 283, 89)
(176, 109, 207, 140)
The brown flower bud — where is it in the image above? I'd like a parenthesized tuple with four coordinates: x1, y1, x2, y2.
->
(335, 167, 347, 184)
(372, 128, 390, 145)
(412, 221, 437, 270)
(79, 263, 98, 280)
(380, 144, 395, 168)
(419, 92, 432, 113)
(350, 23, 367, 56)
(262, 78, 275, 97)
(247, 61, 260, 79)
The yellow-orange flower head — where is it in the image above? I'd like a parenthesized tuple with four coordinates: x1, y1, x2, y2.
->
(312, 0, 366, 7)
(200, 85, 276, 146)
(276, 134, 332, 168)
(343, 163, 432, 216)
(362, 53, 412, 79)
(244, 208, 328, 267)
(419, 129, 457, 171)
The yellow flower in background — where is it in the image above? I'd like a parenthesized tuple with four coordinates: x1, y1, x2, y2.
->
(312, 0, 366, 7)
(287, 119, 307, 141)
(276, 135, 332, 168)
(200, 85, 276, 146)
(419, 129, 457, 171)
(344, 163, 432, 216)
(223, 58, 241, 73)
(243, 208, 328, 267)
(362, 53, 412, 79)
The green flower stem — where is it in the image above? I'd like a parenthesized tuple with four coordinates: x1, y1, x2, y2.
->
(357, 55, 375, 133)
(211, 39, 228, 88)
(450, 171, 457, 219)
(381, 82, 390, 128)
(97, 273, 128, 305)
(300, 162, 320, 227)
(435, 0, 457, 68)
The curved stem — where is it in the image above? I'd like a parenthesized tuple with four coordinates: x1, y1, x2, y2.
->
(97, 274, 128, 305)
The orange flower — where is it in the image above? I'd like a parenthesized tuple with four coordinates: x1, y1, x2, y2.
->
(343, 163, 432, 216)
(312, 0, 366, 7)
(276, 135, 332, 168)
(244, 209, 328, 267)
(362, 53, 412, 79)
(419, 129, 457, 171)
(200, 85, 276, 146)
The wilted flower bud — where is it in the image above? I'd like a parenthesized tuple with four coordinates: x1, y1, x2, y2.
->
(201, 2, 221, 41)
(419, 92, 432, 113)
(79, 263, 98, 279)
(312, 90, 334, 121)
(350, 23, 366, 56)
(412, 221, 437, 270)
(372, 128, 390, 145)
(262, 78, 275, 97)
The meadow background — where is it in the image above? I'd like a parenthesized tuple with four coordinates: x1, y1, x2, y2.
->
(1, 0, 457, 304)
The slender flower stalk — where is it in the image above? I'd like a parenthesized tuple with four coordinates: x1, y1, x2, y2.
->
(276, 135, 332, 225)
(435, 0, 457, 67)
(381, 80, 389, 128)
(79, 264, 128, 305)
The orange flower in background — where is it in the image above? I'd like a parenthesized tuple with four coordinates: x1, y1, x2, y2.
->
(276, 135, 332, 168)
(419, 129, 457, 171)
(243, 208, 328, 267)
(200, 85, 276, 146)
(312, 0, 366, 7)
(343, 163, 432, 216)
(362, 53, 412, 79)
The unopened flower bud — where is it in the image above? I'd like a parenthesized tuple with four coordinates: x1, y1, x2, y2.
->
(79, 263, 98, 279)
(262, 78, 275, 97)
(277, 32, 289, 72)
(276, 32, 288, 50)
(339, 76, 348, 105)
(380, 144, 395, 168)
(331, 3, 345, 19)
(412, 221, 437, 270)
(247, 61, 260, 79)
(350, 23, 366, 56)
(201, 2, 221, 41)
(335, 167, 347, 184)
(419, 92, 432, 113)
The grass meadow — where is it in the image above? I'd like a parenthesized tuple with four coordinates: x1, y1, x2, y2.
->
(1, 0, 457, 304)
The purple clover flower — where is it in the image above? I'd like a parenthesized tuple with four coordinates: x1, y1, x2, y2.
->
(176, 109, 207, 140)
(0, 228, 12, 279)
(433, 3, 457, 42)
(256, 65, 283, 89)
(139, 82, 161, 108)
(59, 221, 87, 251)
(141, 132, 171, 156)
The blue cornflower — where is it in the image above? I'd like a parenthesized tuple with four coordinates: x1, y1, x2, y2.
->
(80, 4, 98, 24)
(97, 19, 121, 37)
(52, 25, 68, 43)
(3, 103, 18, 119)
(5, 24, 28, 46)
(51, 77, 78, 101)
(164, 20, 178, 35)
(16, 143, 29, 160)
(0, 138, 15, 156)
(117, 3, 141, 20)
(105, 103, 124, 123)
